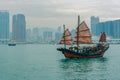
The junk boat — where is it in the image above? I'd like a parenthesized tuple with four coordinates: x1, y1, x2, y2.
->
(57, 15, 109, 58)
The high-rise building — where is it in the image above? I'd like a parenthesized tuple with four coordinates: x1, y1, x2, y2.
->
(0, 10, 9, 41)
(55, 26, 62, 42)
(32, 27, 40, 42)
(96, 22, 105, 36)
(112, 20, 120, 38)
(26, 28, 32, 42)
(104, 21, 113, 37)
(12, 14, 26, 42)
(43, 31, 52, 42)
(55, 32, 62, 42)
(57, 26, 62, 33)
(91, 16, 99, 35)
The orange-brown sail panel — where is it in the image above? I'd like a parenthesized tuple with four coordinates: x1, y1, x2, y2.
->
(78, 21, 89, 32)
(60, 40, 72, 45)
(99, 32, 106, 42)
(74, 21, 92, 44)
(79, 30, 91, 37)
(60, 29, 72, 45)
(74, 37, 92, 44)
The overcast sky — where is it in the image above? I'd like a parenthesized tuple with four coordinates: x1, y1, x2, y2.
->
(0, 0, 120, 29)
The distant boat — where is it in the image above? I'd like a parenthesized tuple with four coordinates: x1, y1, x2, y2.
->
(8, 41, 16, 46)
(57, 15, 109, 58)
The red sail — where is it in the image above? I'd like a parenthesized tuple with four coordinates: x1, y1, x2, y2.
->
(99, 32, 106, 42)
(74, 21, 92, 44)
(60, 29, 72, 45)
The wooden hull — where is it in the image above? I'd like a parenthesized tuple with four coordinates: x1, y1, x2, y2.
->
(63, 52, 104, 58)
(57, 44, 109, 58)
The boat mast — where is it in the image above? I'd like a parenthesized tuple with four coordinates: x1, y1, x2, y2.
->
(77, 15, 80, 52)
(63, 24, 66, 48)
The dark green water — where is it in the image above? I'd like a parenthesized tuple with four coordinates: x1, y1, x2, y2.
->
(0, 44, 120, 80)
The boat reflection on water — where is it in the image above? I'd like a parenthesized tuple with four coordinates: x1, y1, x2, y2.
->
(59, 57, 108, 80)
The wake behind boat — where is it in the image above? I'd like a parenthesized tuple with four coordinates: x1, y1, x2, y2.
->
(57, 15, 109, 58)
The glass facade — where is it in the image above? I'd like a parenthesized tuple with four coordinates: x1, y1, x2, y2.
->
(12, 14, 26, 42)
(0, 10, 9, 41)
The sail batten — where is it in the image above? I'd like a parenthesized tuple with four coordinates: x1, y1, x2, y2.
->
(74, 21, 92, 44)
(60, 29, 72, 45)
(61, 40, 72, 41)
(79, 29, 89, 32)
(75, 36, 91, 37)
(63, 34, 71, 37)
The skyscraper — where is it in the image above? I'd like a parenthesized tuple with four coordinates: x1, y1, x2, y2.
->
(112, 20, 120, 38)
(26, 28, 32, 42)
(104, 21, 113, 37)
(55, 26, 62, 42)
(96, 22, 105, 36)
(0, 10, 9, 41)
(12, 14, 26, 42)
(32, 27, 40, 42)
(43, 31, 52, 43)
(91, 16, 99, 35)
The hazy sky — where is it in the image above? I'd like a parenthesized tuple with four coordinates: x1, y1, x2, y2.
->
(0, 0, 120, 29)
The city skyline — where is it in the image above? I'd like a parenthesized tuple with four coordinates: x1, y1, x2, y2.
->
(0, 0, 120, 29)
(1, 10, 120, 43)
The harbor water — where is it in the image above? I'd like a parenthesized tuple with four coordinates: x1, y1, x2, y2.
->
(0, 44, 120, 80)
